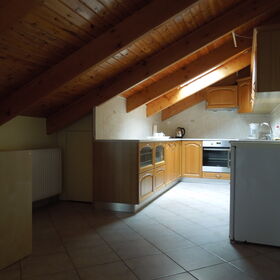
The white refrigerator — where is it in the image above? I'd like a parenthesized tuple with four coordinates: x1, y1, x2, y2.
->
(230, 141, 280, 247)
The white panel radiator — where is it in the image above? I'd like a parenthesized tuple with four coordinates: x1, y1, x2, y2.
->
(31, 149, 62, 202)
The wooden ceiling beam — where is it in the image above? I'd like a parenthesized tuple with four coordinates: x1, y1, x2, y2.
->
(147, 50, 252, 116)
(45, 0, 280, 133)
(161, 90, 206, 121)
(127, 36, 252, 112)
(0, 0, 44, 33)
(0, 0, 198, 126)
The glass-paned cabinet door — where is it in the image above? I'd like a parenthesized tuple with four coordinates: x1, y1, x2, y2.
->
(140, 146, 153, 168)
(155, 145, 165, 164)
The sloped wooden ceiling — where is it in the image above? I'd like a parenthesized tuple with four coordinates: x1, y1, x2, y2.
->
(0, 0, 280, 133)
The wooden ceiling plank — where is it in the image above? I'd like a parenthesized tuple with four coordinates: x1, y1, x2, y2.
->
(44, 0, 99, 36)
(146, 50, 251, 117)
(34, 5, 93, 42)
(161, 90, 206, 121)
(0, 0, 44, 34)
(0, 0, 198, 126)
(45, 0, 280, 133)
(126, 35, 252, 112)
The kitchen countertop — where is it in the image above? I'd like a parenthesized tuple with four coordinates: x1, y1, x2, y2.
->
(94, 138, 238, 142)
(231, 139, 280, 145)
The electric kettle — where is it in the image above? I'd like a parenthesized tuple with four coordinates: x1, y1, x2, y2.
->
(175, 127, 185, 138)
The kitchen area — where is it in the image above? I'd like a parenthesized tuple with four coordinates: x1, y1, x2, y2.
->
(3, 3, 280, 279)
(93, 25, 280, 256)
(91, 108, 280, 279)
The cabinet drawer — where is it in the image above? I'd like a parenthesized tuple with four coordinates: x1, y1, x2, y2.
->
(203, 172, 230, 180)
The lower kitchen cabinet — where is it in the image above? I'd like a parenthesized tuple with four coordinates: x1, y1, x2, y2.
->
(93, 139, 229, 211)
(154, 165, 166, 191)
(165, 142, 174, 183)
(139, 170, 154, 202)
(182, 141, 202, 178)
(93, 140, 174, 206)
(203, 172, 230, 180)
(166, 141, 181, 184)
(174, 142, 181, 178)
(139, 165, 166, 203)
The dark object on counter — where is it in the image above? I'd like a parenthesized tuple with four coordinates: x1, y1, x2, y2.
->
(175, 127, 185, 138)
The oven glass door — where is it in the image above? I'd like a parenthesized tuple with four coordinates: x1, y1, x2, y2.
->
(203, 148, 230, 172)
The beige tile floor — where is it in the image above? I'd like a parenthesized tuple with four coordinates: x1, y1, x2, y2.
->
(1, 181, 280, 280)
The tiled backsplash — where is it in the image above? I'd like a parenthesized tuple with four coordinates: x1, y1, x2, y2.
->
(95, 97, 276, 140)
(270, 104, 280, 137)
(160, 102, 271, 139)
(95, 96, 161, 139)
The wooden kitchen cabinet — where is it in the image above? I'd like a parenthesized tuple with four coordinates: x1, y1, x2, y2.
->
(203, 172, 230, 180)
(165, 142, 175, 184)
(252, 25, 280, 93)
(139, 142, 154, 173)
(154, 165, 166, 191)
(182, 141, 202, 178)
(165, 141, 181, 184)
(174, 141, 181, 179)
(139, 170, 154, 202)
(238, 77, 253, 113)
(154, 142, 165, 167)
(206, 86, 238, 109)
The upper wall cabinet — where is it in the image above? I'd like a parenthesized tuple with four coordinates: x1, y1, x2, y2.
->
(237, 77, 253, 113)
(206, 86, 238, 109)
(252, 25, 280, 93)
(251, 25, 280, 113)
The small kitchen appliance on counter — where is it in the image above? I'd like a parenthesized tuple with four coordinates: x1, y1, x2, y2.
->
(175, 127, 185, 138)
(248, 123, 260, 139)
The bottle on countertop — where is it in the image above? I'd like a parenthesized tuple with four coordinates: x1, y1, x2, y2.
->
(274, 124, 280, 140)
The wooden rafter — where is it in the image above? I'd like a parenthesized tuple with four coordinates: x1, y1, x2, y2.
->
(0, 0, 198, 126)
(161, 90, 206, 121)
(0, 0, 44, 33)
(45, 0, 280, 133)
(146, 50, 252, 116)
(126, 36, 252, 112)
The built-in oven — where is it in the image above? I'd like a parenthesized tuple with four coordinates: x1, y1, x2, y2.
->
(202, 140, 231, 173)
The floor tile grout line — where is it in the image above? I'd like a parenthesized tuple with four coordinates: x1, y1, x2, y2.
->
(139, 183, 262, 279)
(25, 182, 271, 280)
(133, 205, 225, 251)
(150, 199, 227, 231)
(46, 209, 83, 280)
(134, 206, 265, 279)
(152, 271, 198, 280)
(138, 196, 234, 253)
(80, 209, 142, 280)
(116, 185, 240, 278)
(121, 215, 201, 280)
